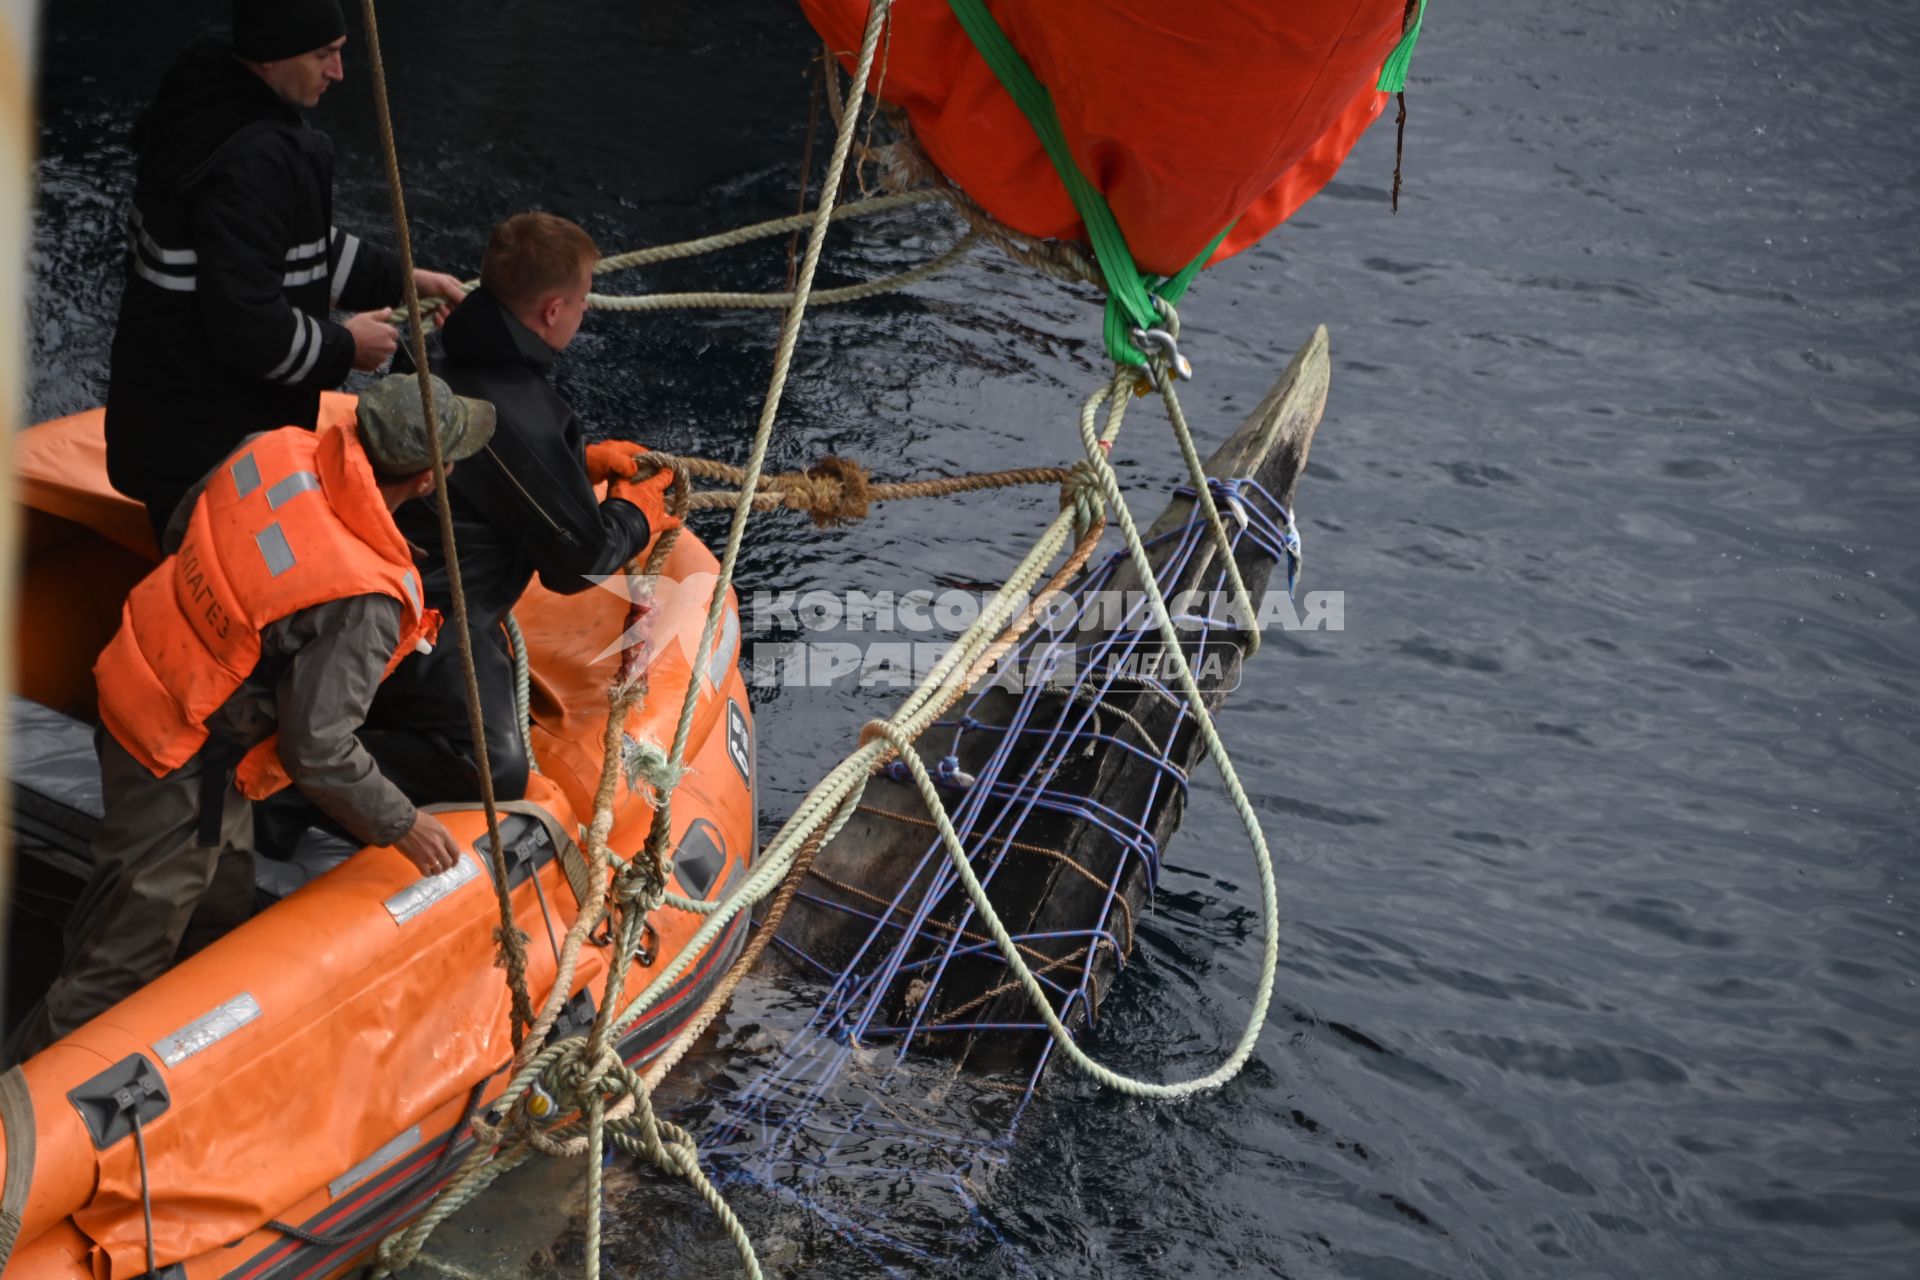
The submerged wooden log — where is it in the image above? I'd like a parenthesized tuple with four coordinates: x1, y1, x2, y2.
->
(770, 326, 1330, 1080)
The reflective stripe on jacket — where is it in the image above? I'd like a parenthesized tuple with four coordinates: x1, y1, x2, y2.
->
(95, 399, 441, 798)
(104, 37, 404, 519)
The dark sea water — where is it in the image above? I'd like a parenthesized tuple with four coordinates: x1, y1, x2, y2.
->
(26, 1, 1920, 1277)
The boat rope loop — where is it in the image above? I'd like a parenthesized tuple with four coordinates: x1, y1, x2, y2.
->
(0, 1067, 36, 1271)
(944, 0, 1231, 370)
(503, 614, 536, 772)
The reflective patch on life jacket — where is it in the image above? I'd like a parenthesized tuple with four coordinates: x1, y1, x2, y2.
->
(231, 451, 263, 498)
(266, 469, 322, 510)
(255, 522, 296, 577)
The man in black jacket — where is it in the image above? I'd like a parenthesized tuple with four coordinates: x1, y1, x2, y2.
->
(106, 0, 468, 541)
(360, 212, 673, 804)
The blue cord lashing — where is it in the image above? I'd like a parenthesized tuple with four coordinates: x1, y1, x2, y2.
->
(698, 472, 1297, 1270)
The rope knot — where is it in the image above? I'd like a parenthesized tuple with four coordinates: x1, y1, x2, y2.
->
(857, 718, 901, 750)
(490, 922, 531, 976)
(787, 454, 873, 528)
(612, 859, 666, 910)
(935, 755, 976, 789)
(621, 735, 685, 801)
(547, 1040, 625, 1099)
(1060, 460, 1107, 539)
(510, 1041, 643, 1158)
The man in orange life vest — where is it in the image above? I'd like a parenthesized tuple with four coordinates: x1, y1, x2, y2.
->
(5, 373, 494, 1063)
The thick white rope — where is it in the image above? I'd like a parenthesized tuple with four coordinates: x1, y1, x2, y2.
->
(633, 0, 895, 920)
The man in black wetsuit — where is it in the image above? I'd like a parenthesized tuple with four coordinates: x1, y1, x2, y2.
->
(105, 0, 468, 541)
(360, 212, 675, 803)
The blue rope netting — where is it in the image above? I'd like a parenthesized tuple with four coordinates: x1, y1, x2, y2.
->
(696, 478, 1299, 1267)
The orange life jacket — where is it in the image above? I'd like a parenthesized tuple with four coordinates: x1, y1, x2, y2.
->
(94, 400, 441, 799)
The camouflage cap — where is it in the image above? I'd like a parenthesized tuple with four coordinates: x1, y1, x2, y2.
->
(355, 373, 496, 478)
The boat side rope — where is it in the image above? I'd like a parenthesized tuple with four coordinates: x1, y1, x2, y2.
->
(503, 613, 536, 772)
(0, 1067, 35, 1271)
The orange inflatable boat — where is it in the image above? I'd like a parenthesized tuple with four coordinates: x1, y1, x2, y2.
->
(803, 0, 1420, 274)
(2, 395, 757, 1279)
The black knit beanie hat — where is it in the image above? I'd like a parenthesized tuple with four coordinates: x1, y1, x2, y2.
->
(232, 0, 347, 63)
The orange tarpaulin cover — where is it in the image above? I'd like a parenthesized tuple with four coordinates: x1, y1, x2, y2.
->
(802, 0, 1412, 276)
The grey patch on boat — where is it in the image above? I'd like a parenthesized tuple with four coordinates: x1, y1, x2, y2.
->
(384, 853, 482, 924)
(709, 605, 739, 689)
(152, 991, 262, 1067)
(331, 1125, 422, 1199)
